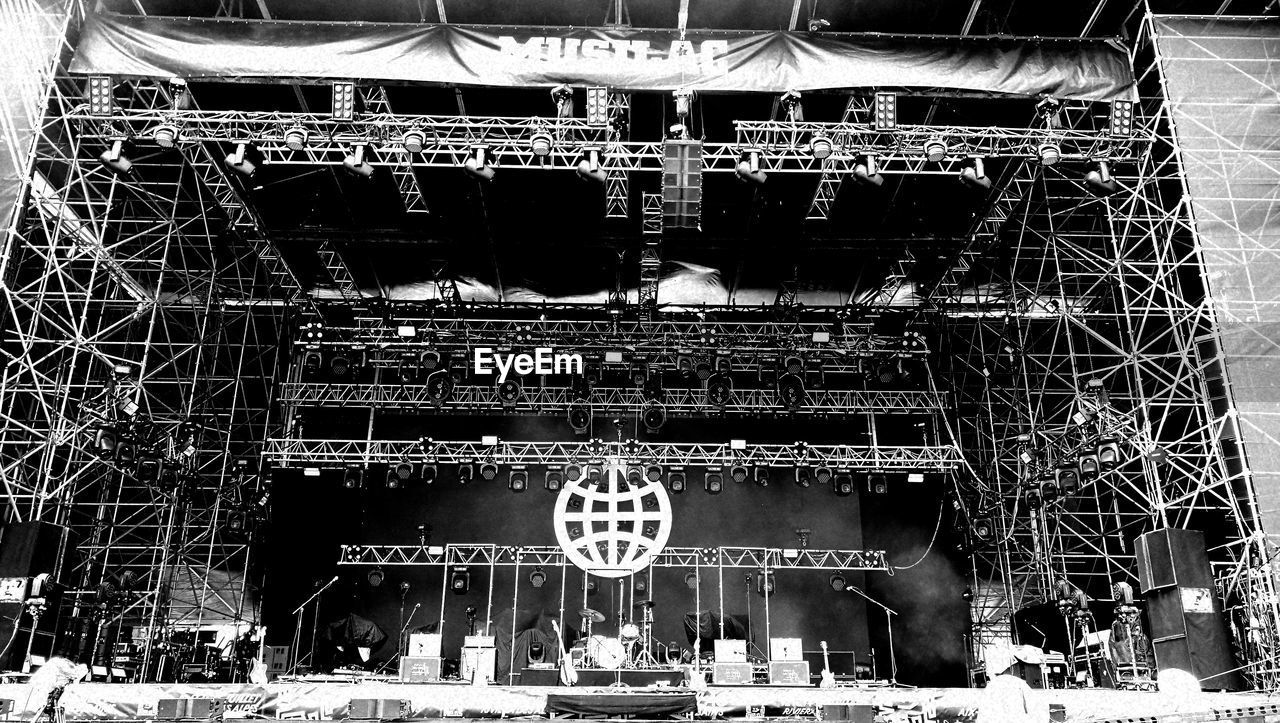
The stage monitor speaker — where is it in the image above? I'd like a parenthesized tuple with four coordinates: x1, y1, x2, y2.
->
(349, 699, 405, 719)
(662, 140, 702, 229)
(0, 521, 72, 579)
(1135, 528, 1242, 690)
(823, 705, 874, 723)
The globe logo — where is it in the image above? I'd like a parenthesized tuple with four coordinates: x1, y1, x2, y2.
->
(553, 459, 673, 578)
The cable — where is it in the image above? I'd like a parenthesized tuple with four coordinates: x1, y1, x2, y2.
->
(890, 495, 945, 573)
(0, 611, 22, 662)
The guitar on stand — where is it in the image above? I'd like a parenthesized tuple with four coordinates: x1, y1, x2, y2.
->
(550, 619, 577, 686)
(819, 641, 836, 688)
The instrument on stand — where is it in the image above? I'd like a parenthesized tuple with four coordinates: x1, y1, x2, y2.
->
(819, 641, 836, 688)
(630, 600, 660, 668)
(550, 619, 577, 686)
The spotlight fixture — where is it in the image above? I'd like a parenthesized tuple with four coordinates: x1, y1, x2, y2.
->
(779, 90, 803, 121)
(1055, 465, 1081, 495)
(815, 466, 833, 485)
(401, 128, 426, 154)
(730, 465, 749, 483)
(1039, 477, 1060, 504)
(545, 470, 563, 491)
(88, 76, 113, 115)
(420, 464, 437, 483)
(497, 378, 522, 407)
(924, 137, 948, 163)
(833, 472, 853, 496)
(777, 373, 805, 411)
(457, 464, 474, 484)
(1097, 438, 1120, 470)
(807, 17, 830, 32)
(748, 467, 766, 487)
(704, 468, 723, 494)
(420, 349, 443, 372)
(283, 125, 308, 151)
(1037, 141, 1061, 166)
(971, 517, 994, 543)
(463, 146, 494, 181)
(706, 373, 732, 408)
(783, 355, 804, 375)
(426, 370, 454, 406)
(959, 157, 992, 190)
(853, 155, 884, 186)
(552, 84, 574, 118)
(530, 129, 554, 157)
(450, 567, 471, 594)
(626, 467, 643, 485)
(98, 139, 133, 176)
(480, 462, 499, 481)
(342, 144, 374, 178)
(529, 567, 547, 588)
(667, 469, 686, 494)
(757, 570, 775, 597)
(1078, 451, 1100, 480)
(828, 573, 848, 591)
(736, 149, 767, 184)
(694, 359, 713, 382)
(1109, 99, 1134, 137)
(645, 464, 663, 482)
(331, 81, 355, 121)
(576, 147, 606, 183)
(367, 566, 385, 587)
(794, 467, 811, 488)
(809, 133, 833, 160)
(151, 123, 180, 148)
(873, 92, 897, 130)
(1085, 160, 1120, 196)
(568, 400, 591, 434)
(586, 86, 608, 125)
(866, 473, 888, 495)
(393, 461, 414, 482)
(94, 426, 118, 457)
(564, 463, 583, 482)
(509, 467, 528, 492)
(684, 572, 699, 589)
(224, 143, 256, 178)
(342, 467, 365, 490)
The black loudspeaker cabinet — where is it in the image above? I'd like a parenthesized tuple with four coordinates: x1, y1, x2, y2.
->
(662, 140, 702, 229)
(1135, 528, 1242, 690)
(0, 521, 73, 579)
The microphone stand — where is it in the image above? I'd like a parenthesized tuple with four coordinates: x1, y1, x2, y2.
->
(377, 604, 421, 674)
(289, 576, 339, 675)
(846, 586, 898, 685)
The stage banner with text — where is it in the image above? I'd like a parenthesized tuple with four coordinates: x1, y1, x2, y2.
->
(70, 13, 1135, 101)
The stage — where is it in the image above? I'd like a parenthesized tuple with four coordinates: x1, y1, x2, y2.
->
(0, 680, 1274, 723)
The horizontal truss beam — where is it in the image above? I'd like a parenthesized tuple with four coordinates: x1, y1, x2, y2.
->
(338, 544, 888, 571)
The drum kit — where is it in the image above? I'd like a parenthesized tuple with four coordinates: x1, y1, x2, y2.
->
(574, 599, 663, 670)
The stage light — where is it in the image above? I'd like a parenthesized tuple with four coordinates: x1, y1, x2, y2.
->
(642, 464, 662, 483)
(815, 466, 833, 484)
(421, 464, 437, 483)
(1109, 99, 1134, 137)
(627, 467, 643, 485)
(564, 463, 583, 482)
(807, 17, 830, 31)
(568, 400, 591, 434)
(497, 378, 522, 407)
(829, 573, 847, 591)
(707, 373, 732, 408)
(401, 128, 426, 154)
(367, 566, 384, 587)
(730, 465, 748, 483)
(509, 467, 528, 492)
(98, 139, 133, 176)
(1037, 141, 1061, 166)
(224, 143, 256, 178)
(545, 470, 563, 491)
(924, 137, 947, 163)
(426, 370, 454, 405)
(116, 440, 136, 464)
(959, 157, 992, 190)
(833, 472, 853, 496)
(853, 155, 884, 186)
(809, 133, 833, 160)
(694, 359, 713, 382)
(1078, 451, 1100, 480)
(673, 87, 693, 118)
(385, 470, 403, 490)
(668, 470, 686, 493)
(331, 81, 355, 120)
(635, 576, 648, 594)
(704, 468, 723, 494)
(151, 123, 180, 148)
(866, 473, 888, 495)
(552, 84, 574, 118)
(94, 426, 118, 457)
(283, 125, 308, 151)
(873, 92, 896, 130)
(529, 567, 547, 588)
(586, 86, 609, 125)
(794, 467, 811, 488)
(783, 355, 804, 375)
(393, 461, 413, 481)
(972, 517, 994, 543)
(1055, 465, 1080, 495)
(136, 455, 162, 483)
(329, 353, 352, 378)
(88, 76, 113, 115)
(777, 373, 805, 410)
(1023, 483, 1041, 510)
(736, 149, 767, 184)
(530, 129, 554, 157)
(463, 147, 494, 181)
(342, 467, 364, 490)
(576, 148, 606, 183)
(629, 359, 648, 387)
(480, 463, 499, 481)
(457, 464, 473, 484)
(756, 571, 775, 597)
(1039, 477, 1060, 504)
(779, 89, 803, 121)
(450, 567, 470, 594)
(684, 572, 698, 589)
(342, 144, 374, 178)
(1085, 161, 1120, 196)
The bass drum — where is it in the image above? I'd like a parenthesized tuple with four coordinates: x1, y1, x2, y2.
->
(585, 635, 626, 669)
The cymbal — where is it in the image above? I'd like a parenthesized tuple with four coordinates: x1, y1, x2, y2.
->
(578, 608, 606, 623)
(633, 600, 656, 609)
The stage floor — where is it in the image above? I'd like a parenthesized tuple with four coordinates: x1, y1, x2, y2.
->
(0, 679, 1273, 722)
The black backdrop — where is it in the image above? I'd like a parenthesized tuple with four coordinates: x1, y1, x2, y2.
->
(263, 460, 968, 686)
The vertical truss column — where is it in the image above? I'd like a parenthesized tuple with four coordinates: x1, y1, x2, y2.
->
(360, 86, 430, 216)
(604, 92, 631, 219)
(806, 94, 871, 222)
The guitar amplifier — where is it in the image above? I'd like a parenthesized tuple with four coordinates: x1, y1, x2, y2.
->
(408, 633, 442, 657)
(712, 661, 753, 685)
(399, 656, 441, 682)
(769, 660, 810, 686)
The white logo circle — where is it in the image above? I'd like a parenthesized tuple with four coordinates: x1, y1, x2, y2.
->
(553, 459, 672, 578)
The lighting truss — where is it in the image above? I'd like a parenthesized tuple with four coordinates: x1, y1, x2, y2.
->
(280, 383, 946, 416)
(339, 544, 888, 571)
(266, 438, 962, 469)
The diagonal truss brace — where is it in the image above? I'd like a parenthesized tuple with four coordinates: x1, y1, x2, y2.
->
(807, 94, 873, 221)
(360, 86, 430, 215)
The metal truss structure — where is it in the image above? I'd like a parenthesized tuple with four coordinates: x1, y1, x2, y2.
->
(3, 0, 1278, 692)
(264, 438, 963, 469)
(938, 13, 1280, 689)
(337, 544, 888, 571)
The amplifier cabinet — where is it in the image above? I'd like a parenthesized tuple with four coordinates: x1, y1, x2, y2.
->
(399, 656, 441, 683)
(768, 660, 810, 686)
(712, 661, 754, 685)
